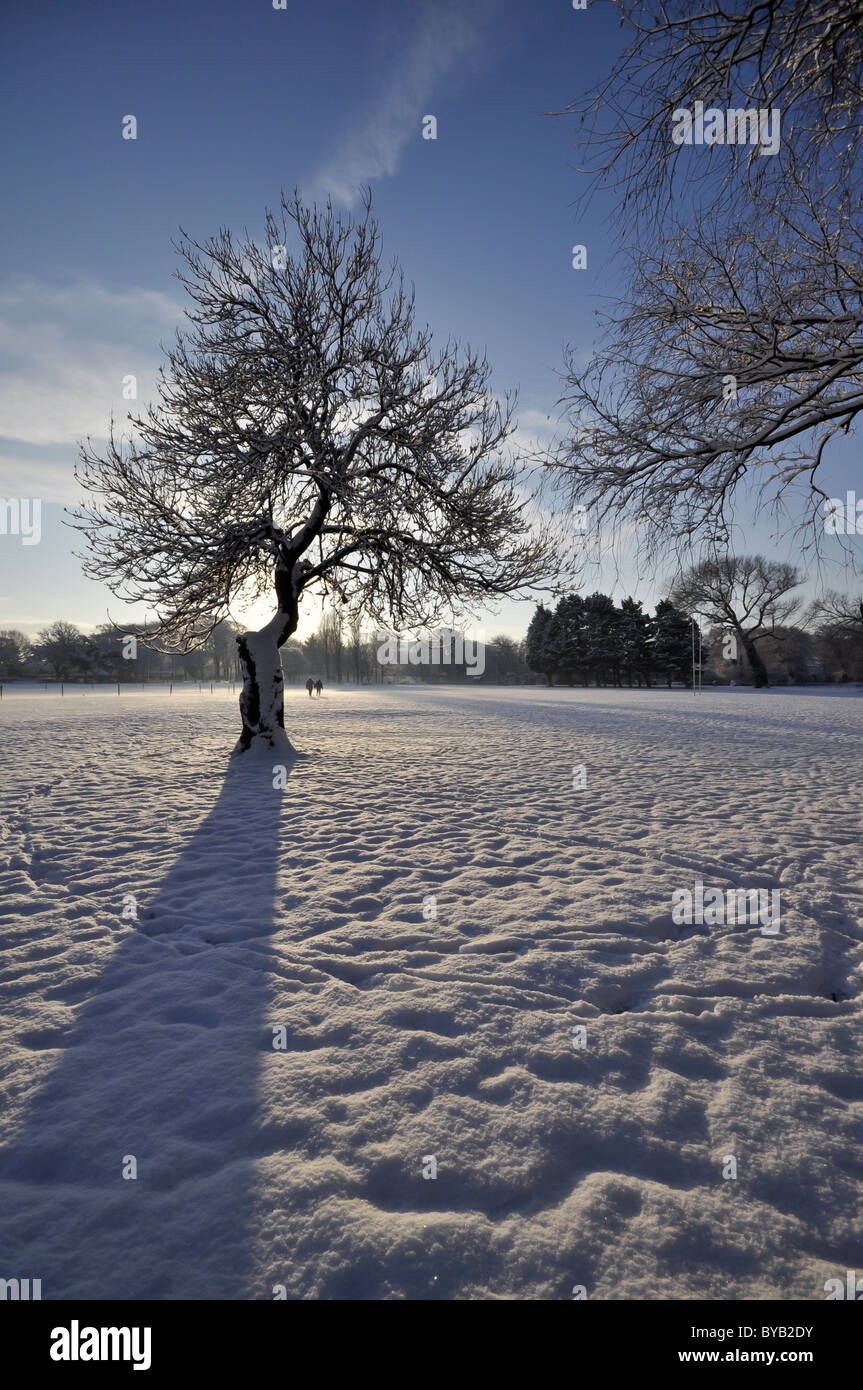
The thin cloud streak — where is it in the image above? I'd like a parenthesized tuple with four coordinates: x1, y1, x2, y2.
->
(307, 1, 498, 206)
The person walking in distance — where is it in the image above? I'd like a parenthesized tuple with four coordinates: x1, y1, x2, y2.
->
(314, 679, 323, 697)
(306, 677, 314, 697)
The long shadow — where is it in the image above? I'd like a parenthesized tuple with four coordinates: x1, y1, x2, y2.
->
(0, 757, 290, 1299)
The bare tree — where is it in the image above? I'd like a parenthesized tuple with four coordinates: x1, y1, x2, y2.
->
(0, 630, 32, 678)
(561, 0, 863, 230)
(209, 619, 241, 682)
(670, 555, 803, 687)
(301, 633, 326, 686)
(346, 612, 364, 684)
(486, 634, 527, 683)
(809, 591, 863, 678)
(807, 588, 863, 631)
(557, 183, 863, 560)
(36, 621, 93, 682)
(318, 609, 344, 683)
(74, 192, 566, 755)
(554, 1, 863, 557)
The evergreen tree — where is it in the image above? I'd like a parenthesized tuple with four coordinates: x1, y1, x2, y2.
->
(526, 604, 556, 686)
(619, 597, 653, 687)
(652, 601, 696, 687)
(583, 593, 621, 686)
(553, 593, 588, 685)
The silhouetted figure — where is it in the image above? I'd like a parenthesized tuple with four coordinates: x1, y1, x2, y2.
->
(314, 680, 323, 697)
(306, 678, 314, 697)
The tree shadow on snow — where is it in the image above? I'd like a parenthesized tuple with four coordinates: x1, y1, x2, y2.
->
(0, 755, 291, 1299)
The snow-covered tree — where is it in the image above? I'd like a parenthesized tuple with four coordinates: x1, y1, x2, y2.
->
(74, 193, 565, 755)
(555, 0, 863, 558)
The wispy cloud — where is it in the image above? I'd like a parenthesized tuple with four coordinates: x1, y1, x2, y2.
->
(307, 0, 498, 206)
(0, 280, 181, 500)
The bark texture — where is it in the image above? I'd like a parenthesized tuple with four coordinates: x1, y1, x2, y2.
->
(232, 563, 302, 757)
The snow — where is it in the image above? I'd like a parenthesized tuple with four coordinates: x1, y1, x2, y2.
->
(0, 683, 861, 1300)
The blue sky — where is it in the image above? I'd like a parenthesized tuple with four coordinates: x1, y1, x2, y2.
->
(0, 0, 858, 641)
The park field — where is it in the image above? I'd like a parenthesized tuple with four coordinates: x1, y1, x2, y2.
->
(0, 684, 861, 1298)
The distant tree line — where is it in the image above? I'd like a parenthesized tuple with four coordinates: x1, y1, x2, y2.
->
(526, 560, 863, 689)
(0, 621, 244, 683)
(0, 613, 531, 687)
(526, 595, 698, 687)
(286, 614, 534, 685)
(3, 560, 861, 688)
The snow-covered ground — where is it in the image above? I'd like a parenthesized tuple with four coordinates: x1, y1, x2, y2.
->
(1, 684, 861, 1300)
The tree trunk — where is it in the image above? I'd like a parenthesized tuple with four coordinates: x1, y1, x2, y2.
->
(741, 632, 770, 688)
(233, 563, 303, 757)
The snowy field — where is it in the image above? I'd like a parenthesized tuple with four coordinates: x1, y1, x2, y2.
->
(1, 684, 861, 1300)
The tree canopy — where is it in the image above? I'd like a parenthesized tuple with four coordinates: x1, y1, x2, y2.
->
(554, 0, 863, 561)
(74, 192, 570, 751)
